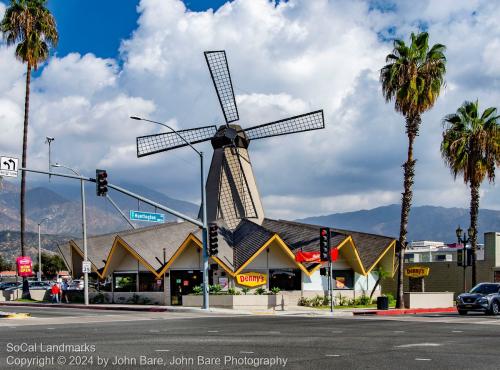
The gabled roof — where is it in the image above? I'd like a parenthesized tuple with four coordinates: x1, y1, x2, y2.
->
(65, 217, 397, 279)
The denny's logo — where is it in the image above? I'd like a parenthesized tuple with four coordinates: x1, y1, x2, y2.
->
(236, 272, 267, 287)
(405, 266, 430, 278)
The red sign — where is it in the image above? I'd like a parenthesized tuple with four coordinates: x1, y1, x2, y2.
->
(16, 256, 33, 277)
(295, 248, 339, 263)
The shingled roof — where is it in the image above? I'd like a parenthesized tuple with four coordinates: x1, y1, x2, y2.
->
(66, 217, 396, 277)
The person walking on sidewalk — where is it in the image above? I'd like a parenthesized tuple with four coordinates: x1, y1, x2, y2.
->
(51, 283, 60, 303)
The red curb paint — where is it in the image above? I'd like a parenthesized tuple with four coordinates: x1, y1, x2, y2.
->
(353, 307, 457, 315)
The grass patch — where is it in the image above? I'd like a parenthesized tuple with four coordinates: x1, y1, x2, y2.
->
(14, 298, 42, 303)
(315, 303, 396, 310)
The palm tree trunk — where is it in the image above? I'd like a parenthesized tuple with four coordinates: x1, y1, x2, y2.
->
(369, 277, 381, 300)
(20, 62, 31, 300)
(396, 114, 420, 309)
(470, 182, 480, 287)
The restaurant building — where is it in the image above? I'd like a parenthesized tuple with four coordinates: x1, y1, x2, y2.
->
(59, 218, 397, 307)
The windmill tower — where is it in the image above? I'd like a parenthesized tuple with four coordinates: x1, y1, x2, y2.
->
(136, 51, 325, 230)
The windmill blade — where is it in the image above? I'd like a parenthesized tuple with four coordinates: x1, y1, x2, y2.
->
(204, 50, 239, 124)
(136, 125, 217, 157)
(241, 110, 324, 141)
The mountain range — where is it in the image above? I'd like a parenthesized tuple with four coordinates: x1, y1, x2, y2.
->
(298, 204, 500, 243)
(1, 178, 500, 263)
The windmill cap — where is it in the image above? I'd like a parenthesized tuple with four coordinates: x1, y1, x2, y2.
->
(211, 124, 249, 149)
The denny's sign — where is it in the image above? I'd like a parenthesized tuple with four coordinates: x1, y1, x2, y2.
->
(405, 266, 430, 278)
(236, 272, 267, 287)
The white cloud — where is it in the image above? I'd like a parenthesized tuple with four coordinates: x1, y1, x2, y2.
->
(0, 0, 499, 219)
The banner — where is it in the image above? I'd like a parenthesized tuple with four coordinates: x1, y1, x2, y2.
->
(236, 272, 267, 287)
(16, 256, 33, 277)
(295, 248, 339, 263)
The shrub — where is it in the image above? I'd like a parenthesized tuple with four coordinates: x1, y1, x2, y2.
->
(335, 293, 349, 306)
(385, 293, 396, 306)
(209, 284, 222, 294)
(255, 287, 266, 295)
(228, 287, 236, 295)
(270, 287, 281, 295)
(241, 287, 250, 295)
(297, 297, 310, 306)
(91, 293, 106, 304)
(355, 295, 371, 306)
(192, 285, 203, 295)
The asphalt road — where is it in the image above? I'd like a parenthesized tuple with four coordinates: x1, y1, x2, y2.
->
(0, 308, 499, 370)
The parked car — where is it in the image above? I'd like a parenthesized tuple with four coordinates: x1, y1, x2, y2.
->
(0, 282, 19, 290)
(67, 280, 84, 291)
(456, 283, 500, 315)
(4, 281, 51, 291)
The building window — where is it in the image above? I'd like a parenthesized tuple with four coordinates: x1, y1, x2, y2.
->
(332, 270, 354, 290)
(404, 253, 415, 263)
(269, 269, 301, 291)
(114, 273, 137, 292)
(139, 272, 163, 292)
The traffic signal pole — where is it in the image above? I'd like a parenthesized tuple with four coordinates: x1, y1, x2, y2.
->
(200, 152, 209, 310)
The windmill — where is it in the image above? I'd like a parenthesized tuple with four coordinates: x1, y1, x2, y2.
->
(136, 51, 325, 230)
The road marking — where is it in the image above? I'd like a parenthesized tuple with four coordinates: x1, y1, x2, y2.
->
(415, 358, 432, 361)
(207, 330, 219, 333)
(149, 329, 160, 333)
(267, 331, 281, 334)
(240, 351, 254, 354)
(451, 330, 463, 333)
(46, 327, 55, 330)
(393, 330, 405, 333)
(396, 343, 441, 348)
(155, 349, 170, 352)
(331, 330, 343, 333)
(325, 354, 341, 357)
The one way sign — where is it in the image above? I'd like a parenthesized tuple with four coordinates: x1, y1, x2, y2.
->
(0, 156, 19, 178)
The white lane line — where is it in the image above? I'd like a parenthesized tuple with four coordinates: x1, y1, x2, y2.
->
(240, 351, 254, 354)
(149, 329, 160, 333)
(155, 349, 170, 352)
(46, 327, 55, 330)
(325, 354, 341, 357)
(396, 343, 441, 348)
(415, 358, 432, 361)
(207, 330, 219, 333)
(267, 331, 281, 334)
(451, 330, 463, 333)
(393, 330, 405, 333)
(331, 331, 343, 334)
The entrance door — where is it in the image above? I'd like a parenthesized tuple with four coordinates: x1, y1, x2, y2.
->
(170, 270, 202, 305)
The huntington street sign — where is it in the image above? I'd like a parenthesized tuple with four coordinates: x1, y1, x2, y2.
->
(0, 156, 19, 178)
(129, 210, 165, 223)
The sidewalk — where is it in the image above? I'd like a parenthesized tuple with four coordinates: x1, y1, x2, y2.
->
(0, 301, 457, 316)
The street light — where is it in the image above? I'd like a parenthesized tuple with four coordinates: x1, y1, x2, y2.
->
(37, 218, 49, 282)
(130, 115, 209, 310)
(52, 163, 89, 306)
(45, 137, 55, 180)
(456, 225, 472, 292)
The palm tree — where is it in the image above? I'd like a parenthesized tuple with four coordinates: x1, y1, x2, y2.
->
(1, 0, 57, 297)
(380, 32, 446, 308)
(441, 101, 500, 286)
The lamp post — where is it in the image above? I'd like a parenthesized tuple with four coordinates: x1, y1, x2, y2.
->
(52, 163, 89, 306)
(37, 218, 49, 281)
(130, 116, 209, 310)
(456, 225, 474, 292)
(45, 137, 55, 180)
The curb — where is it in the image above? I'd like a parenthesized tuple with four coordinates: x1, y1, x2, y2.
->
(353, 307, 457, 316)
(0, 302, 169, 312)
(0, 312, 31, 319)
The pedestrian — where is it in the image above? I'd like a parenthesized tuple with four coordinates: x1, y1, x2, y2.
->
(51, 283, 60, 303)
(61, 279, 69, 303)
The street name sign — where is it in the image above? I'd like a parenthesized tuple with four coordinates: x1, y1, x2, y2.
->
(129, 210, 165, 223)
(82, 261, 92, 273)
(0, 156, 19, 178)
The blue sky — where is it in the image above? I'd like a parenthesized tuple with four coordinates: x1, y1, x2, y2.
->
(1, 0, 500, 219)
(1, 0, 231, 58)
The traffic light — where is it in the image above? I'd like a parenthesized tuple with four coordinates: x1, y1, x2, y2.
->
(319, 227, 330, 262)
(208, 223, 218, 256)
(96, 169, 108, 196)
(457, 248, 464, 267)
(466, 248, 473, 267)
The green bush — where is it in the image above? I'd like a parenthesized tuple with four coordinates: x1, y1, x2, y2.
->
(192, 285, 203, 295)
(209, 284, 222, 294)
(297, 297, 310, 306)
(255, 287, 266, 295)
(355, 295, 371, 306)
(241, 287, 250, 295)
(270, 287, 281, 295)
(384, 293, 396, 305)
(335, 293, 349, 306)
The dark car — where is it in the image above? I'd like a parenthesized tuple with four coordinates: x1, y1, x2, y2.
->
(456, 283, 500, 315)
(0, 282, 19, 290)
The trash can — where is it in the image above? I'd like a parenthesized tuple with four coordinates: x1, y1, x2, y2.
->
(377, 296, 389, 310)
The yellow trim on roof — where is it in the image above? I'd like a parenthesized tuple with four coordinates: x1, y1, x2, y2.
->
(340, 236, 367, 275)
(308, 235, 352, 274)
(233, 235, 277, 276)
(365, 240, 397, 275)
(68, 240, 103, 279)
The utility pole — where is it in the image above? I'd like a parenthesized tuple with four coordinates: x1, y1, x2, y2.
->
(37, 218, 48, 282)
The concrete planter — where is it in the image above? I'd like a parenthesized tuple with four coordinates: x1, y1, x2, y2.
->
(403, 292, 454, 308)
(183, 294, 279, 309)
(89, 292, 165, 305)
